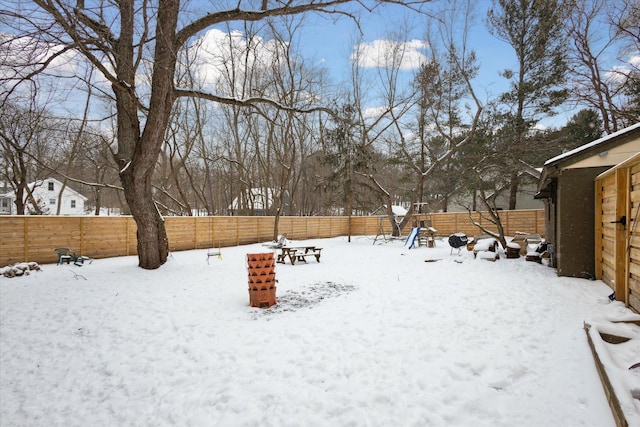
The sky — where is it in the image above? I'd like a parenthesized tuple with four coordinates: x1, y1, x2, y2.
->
(197, 0, 577, 128)
(1, 235, 639, 426)
(175, 0, 531, 139)
(296, 1, 511, 86)
(218, 0, 635, 129)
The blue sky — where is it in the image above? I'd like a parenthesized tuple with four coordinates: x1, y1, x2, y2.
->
(287, 0, 575, 126)
(194, 1, 514, 94)
(295, 1, 516, 92)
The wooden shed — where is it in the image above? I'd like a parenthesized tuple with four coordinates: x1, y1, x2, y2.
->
(536, 123, 640, 278)
(595, 152, 640, 312)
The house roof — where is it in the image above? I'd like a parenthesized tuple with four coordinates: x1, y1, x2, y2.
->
(369, 205, 408, 216)
(518, 160, 542, 179)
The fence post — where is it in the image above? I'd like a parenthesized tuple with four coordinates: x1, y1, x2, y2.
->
(23, 217, 28, 263)
(126, 217, 130, 256)
(505, 211, 510, 237)
(80, 217, 85, 255)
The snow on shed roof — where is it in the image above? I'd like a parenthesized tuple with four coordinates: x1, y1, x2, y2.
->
(544, 122, 640, 166)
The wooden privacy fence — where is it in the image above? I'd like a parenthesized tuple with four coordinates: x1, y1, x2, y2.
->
(0, 209, 544, 266)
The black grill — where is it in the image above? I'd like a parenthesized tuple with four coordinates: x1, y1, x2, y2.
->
(448, 233, 468, 249)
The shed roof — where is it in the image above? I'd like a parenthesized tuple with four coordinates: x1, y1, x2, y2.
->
(544, 122, 640, 167)
(537, 123, 640, 197)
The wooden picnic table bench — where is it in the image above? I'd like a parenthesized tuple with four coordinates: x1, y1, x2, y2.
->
(276, 246, 322, 265)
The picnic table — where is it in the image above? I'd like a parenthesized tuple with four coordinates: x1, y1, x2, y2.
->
(276, 246, 322, 265)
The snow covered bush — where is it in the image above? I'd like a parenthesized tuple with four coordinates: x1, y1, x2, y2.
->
(1, 262, 41, 278)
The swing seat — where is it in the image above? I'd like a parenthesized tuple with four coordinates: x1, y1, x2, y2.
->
(206, 248, 221, 264)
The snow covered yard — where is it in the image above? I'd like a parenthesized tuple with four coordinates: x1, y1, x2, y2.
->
(1, 235, 638, 426)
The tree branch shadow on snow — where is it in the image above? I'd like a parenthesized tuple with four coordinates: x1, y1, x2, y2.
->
(250, 282, 356, 319)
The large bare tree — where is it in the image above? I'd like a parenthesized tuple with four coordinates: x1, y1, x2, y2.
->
(1, 0, 432, 269)
(565, 0, 638, 132)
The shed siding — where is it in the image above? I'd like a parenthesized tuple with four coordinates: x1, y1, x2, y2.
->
(557, 167, 610, 278)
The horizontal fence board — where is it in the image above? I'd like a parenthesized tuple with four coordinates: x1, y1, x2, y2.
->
(629, 261, 640, 279)
(601, 265, 615, 289)
(0, 210, 543, 266)
(630, 274, 640, 295)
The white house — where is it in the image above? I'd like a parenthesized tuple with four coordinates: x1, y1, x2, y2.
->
(443, 162, 544, 213)
(0, 178, 88, 215)
(0, 186, 14, 214)
(228, 187, 290, 216)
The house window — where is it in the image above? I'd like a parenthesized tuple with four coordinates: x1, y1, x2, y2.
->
(50, 199, 56, 205)
(48, 181, 54, 191)
(71, 200, 76, 208)
(1, 199, 7, 208)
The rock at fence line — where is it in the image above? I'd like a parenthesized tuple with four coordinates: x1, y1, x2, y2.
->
(1, 262, 42, 278)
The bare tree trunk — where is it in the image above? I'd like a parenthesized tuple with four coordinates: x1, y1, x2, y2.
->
(14, 180, 26, 214)
(384, 201, 402, 237)
(467, 207, 507, 249)
(14, 154, 28, 214)
(121, 168, 168, 267)
(93, 187, 102, 215)
(508, 171, 518, 210)
(112, 0, 178, 268)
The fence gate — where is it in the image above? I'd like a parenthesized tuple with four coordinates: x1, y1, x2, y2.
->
(596, 153, 640, 313)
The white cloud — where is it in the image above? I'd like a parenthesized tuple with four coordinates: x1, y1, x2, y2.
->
(351, 39, 427, 70)
(190, 28, 288, 95)
(603, 50, 640, 86)
(0, 34, 81, 80)
(362, 105, 388, 119)
(532, 123, 547, 132)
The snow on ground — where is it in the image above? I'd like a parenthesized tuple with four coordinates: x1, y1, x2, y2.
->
(1, 235, 638, 426)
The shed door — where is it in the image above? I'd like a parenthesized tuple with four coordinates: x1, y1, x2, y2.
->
(596, 157, 640, 312)
(596, 173, 617, 289)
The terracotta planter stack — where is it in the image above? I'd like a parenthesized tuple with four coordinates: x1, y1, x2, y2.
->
(247, 252, 276, 308)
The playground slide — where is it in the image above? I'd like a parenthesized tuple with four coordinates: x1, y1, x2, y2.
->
(404, 227, 419, 249)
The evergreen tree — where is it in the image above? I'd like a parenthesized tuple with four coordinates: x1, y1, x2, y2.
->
(487, 0, 569, 209)
(560, 109, 604, 148)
